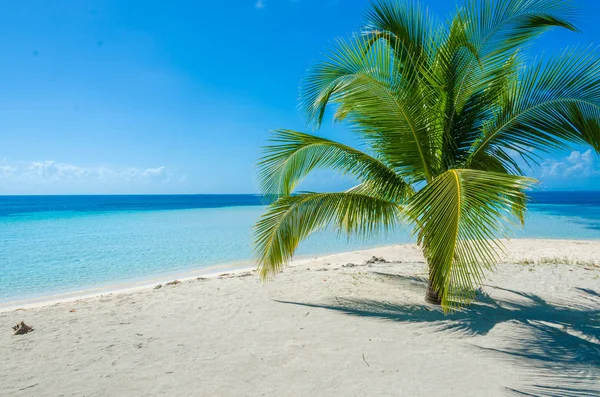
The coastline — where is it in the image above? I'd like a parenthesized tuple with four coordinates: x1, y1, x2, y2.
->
(2, 237, 598, 313)
(0, 245, 398, 312)
(0, 259, 257, 313)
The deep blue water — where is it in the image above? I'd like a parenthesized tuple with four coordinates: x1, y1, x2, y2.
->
(2, 192, 599, 217)
(0, 194, 264, 217)
(1, 192, 599, 303)
(529, 191, 600, 206)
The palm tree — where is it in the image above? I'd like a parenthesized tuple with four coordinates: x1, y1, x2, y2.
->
(253, 0, 600, 310)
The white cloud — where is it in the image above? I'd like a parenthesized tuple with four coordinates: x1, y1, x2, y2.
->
(255, 0, 266, 9)
(0, 160, 174, 183)
(27, 161, 91, 179)
(540, 149, 600, 178)
(140, 166, 165, 177)
(0, 165, 17, 177)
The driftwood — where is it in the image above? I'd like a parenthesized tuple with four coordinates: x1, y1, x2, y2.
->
(13, 321, 34, 335)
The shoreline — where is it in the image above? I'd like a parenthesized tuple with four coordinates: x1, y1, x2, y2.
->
(0, 259, 256, 313)
(0, 245, 380, 312)
(0, 239, 421, 311)
(2, 237, 598, 313)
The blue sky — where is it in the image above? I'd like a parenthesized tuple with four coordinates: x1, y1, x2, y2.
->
(0, 0, 599, 194)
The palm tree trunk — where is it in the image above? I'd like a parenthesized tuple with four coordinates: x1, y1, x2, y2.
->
(425, 265, 442, 305)
(422, 235, 443, 304)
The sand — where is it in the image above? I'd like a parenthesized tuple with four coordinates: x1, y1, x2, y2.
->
(1, 239, 599, 396)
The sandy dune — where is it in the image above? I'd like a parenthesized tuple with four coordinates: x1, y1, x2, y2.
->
(1, 239, 599, 396)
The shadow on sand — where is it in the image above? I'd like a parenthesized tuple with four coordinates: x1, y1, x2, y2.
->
(276, 273, 600, 396)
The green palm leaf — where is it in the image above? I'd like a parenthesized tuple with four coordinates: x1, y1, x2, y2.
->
(452, 0, 579, 114)
(258, 129, 413, 200)
(468, 47, 600, 166)
(405, 170, 535, 310)
(300, 34, 437, 182)
(363, 0, 437, 85)
(254, 192, 403, 278)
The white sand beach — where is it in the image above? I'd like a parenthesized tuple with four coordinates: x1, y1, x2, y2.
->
(1, 239, 599, 396)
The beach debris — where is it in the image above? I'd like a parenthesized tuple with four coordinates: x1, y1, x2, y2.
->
(218, 273, 232, 279)
(166, 280, 181, 286)
(362, 353, 370, 367)
(316, 268, 329, 272)
(69, 309, 76, 313)
(18, 383, 39, 391)
(196, 277, 207, 281)
(343, 263, 357, 268)
(154, 284, 162, 290)
(237, 272, 252, 277)
(12, 321, 34, 335)
(365, 256, 389, 265)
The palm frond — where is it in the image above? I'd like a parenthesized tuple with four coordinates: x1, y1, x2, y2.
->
(405, 169, 535, 310)
(299, 34, 437, 182)
(433, 11, 482, 172)
(254, 192, 403, 278)
(363, 0, 437, 84)
(453, 0, 579, 112)
(467, 47, 600, 165)
(258, 129, 413, 199)
(450, 52, 523, 165)
(344, 179, 414, 203)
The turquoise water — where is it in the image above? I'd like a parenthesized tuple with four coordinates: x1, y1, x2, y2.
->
(1, 194, 599, 302)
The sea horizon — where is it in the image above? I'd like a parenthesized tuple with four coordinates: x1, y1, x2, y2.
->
(2, 189, 600, 195)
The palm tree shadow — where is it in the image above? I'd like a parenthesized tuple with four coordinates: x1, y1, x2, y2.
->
(276, 273, 600, 396)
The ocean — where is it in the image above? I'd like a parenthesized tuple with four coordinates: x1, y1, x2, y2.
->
(1, 192, 599, 302)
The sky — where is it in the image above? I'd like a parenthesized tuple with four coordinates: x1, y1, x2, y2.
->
(0, 0, 599, 194)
